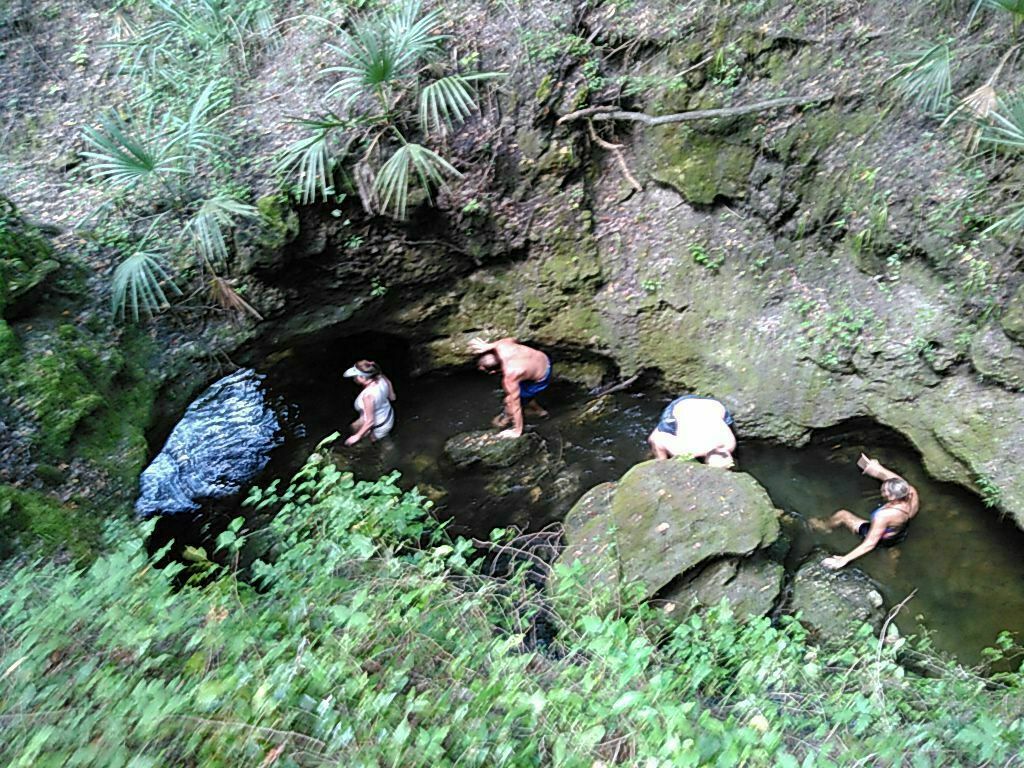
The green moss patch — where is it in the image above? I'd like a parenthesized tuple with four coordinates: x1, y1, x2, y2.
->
(649, 130, 755, 204)
(0, 485, 101, 562)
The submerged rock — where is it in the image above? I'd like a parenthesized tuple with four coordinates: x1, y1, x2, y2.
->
(561, 460, 783, 606)
(135, 369, 283, 517)
(789, 552, 886, 644)
(443, 429, 546, 470)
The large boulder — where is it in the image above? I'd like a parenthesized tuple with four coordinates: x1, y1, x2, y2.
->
(789, 552, 886, 644)
(135, 369, 283, 517)
(561, 460, 782, 605)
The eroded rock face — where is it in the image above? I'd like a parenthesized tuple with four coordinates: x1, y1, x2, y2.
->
(561, 460, 782, 605)
(135, 369, 283, 517)
(790, 553, 886, 644)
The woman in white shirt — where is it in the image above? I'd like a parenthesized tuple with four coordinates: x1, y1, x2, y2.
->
(343, 360, 396, 445)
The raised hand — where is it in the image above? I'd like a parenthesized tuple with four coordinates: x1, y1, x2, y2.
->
(468, 337, 492, 355)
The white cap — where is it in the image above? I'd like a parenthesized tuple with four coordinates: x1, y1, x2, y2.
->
(343, 366, 363, 378)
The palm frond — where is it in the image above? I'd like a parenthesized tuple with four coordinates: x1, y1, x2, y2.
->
(111, 250, 180, 322)
(169, 80, 230, 157)
(981, 98, 1024, 150)
(274, 116, 350, 203)
(81, 113, 186, 190)
(418, 73, 502, 135)
(892, 43, 953, 116)
(186, 194, 257, 268)
(387, 0, 445, 72)
(374, 142, 460, 219)
(324, 23, 400, 107)
(323, 0, 444, 109)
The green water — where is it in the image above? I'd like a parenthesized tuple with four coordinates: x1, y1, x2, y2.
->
(265, 364, 1024, 664)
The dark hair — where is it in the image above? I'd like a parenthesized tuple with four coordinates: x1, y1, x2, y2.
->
(476, 351, 501, 372)
(354, 359, 381, 378)
(882, 477, 909, 500)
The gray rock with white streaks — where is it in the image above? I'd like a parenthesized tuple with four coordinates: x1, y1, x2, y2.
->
(135, 368, 283, 517)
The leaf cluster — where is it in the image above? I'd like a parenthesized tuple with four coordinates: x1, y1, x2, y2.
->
(277, 0, 502, 218)
(83, 0, 272, 322)
(2, 449, 1023, 766)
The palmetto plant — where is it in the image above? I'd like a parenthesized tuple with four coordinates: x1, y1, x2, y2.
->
(84, 1, 278, 323)
(892, 43, 953, 115)
(111, 248, 181, 322)
(277, 0, 501, 218)
(81, 113, 186, 193)
(111, 0, 274, 106)
(83, 86, 254, 321)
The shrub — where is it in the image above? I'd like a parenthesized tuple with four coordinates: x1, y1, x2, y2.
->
(1, 448, 1022, 766)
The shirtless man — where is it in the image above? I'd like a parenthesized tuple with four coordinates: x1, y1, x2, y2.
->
(469, 337, 552, 439)
(648, 395, 736, 468)
(817, 453, 919, 570)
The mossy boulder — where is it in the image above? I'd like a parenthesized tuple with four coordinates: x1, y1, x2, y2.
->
(561, 460, 781, 601)
(790, 553, 885, 644)
(648, 131, 755, 204)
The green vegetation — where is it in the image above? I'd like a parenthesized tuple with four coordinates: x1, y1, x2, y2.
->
(1, 450, 1023, 766)
(278, 0, 501, 218)
(795, 299, 874, 372)
(0, 198, 58, 317)
(80, 1, 276, 321)
(690, 241, 725, 272)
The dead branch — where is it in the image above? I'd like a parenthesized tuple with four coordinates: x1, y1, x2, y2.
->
(589, 373, 640, 399)
(559, 92, 836, 128)
(587, 120, 642, 193)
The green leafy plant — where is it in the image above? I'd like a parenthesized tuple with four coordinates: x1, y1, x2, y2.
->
(690, 242, 725, 272)
(975, 472, 1003, 507)
(277, 0, 502, 218)
(81, 112, 185, 192)
(2, 449, 1024, 766)
(110, 248, 181, 321)
(892, 42, 953, 115)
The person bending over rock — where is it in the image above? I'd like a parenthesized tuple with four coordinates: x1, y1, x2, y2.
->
(470, 337, 551, 439)
(816, 453, 919, 570)
(344, 360, 396, 445)
(648, 395, 736, 468)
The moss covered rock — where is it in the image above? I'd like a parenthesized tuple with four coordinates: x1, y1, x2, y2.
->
(648, 131, 755, 204)
(658, 555, 785, 620)
(0, 197, 59, 318)
(790, 553, 885, 644)
(562, 461, 781, 601)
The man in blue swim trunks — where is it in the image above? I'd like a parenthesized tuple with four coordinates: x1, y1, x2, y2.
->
(816, 453, 919, 570)
(470, 337, 552, 439)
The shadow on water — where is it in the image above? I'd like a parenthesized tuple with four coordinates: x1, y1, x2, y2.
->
(150, 338, 1024, 664)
